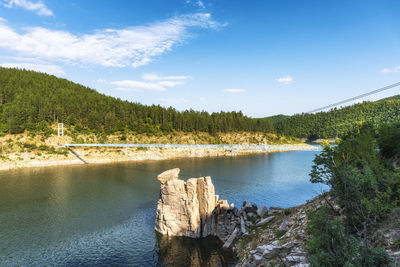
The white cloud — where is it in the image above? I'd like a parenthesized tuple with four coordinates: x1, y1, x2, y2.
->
(0, 13, 223, 68)
(277, 75, 294, 85)
(3, 0, 53, 17)
(0, 62, 65, 75)
(381, 66, 400, 73)
(158, 80, 185, 87)
(0, 17, 7, 23)
(157, 98, 189, 104)
(142, 73, 192, 81)
(112, 73, 190, 92)
(224, 88, 246, 93)
(186, 0, 206, 9)
(197, 1, 205, 8)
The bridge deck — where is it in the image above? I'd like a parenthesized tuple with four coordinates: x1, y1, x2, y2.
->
(63, 143, 320, 151)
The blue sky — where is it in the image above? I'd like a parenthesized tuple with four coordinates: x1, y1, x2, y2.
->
(1, 0, 400, 117)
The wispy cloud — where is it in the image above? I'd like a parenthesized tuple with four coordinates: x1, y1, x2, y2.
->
(186, 0, 206, 9)
(277, 75, 293, 85)
(224, 88, 246, 93)
(0, 13, 224, 68)
(142, 73, 192, 81)
(381, 66, 400, 73)
(112, 73, 191, 92)
(0, 62, 65, 75)
(3, 0, 53, 17)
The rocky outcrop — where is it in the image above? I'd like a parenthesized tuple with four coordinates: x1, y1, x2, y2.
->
(155, 169, 272, 246)
(155, 168, 237, 242)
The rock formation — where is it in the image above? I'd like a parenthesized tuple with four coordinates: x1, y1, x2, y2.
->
(154, 168, 238, 243)
(155, 168, 275, 249)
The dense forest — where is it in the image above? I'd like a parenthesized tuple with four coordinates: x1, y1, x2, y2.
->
(0, 67, 273, 135)
(271, 99, 400, 139)
(1, 67, 400, 140)
(306, 122, 400, 265)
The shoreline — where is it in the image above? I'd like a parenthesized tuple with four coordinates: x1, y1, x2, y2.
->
(0, 144, 318, 171)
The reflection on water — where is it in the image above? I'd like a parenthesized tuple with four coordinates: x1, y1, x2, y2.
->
(0, 151, 324, 266)
(156, 234, 236, 267)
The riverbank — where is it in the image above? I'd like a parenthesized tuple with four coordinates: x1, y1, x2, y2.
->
(0, 144, 317, 171)
(0, 132, 316, 171)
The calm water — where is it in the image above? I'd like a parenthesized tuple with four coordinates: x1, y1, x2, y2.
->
(0, 151, 326, 266)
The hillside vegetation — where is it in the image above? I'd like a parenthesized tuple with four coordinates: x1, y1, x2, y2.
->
(1, 67, 400, 142)
(271, 100, 400, 140)
(0, 67, 273, 136)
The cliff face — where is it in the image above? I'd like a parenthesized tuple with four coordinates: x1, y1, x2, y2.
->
(154, 168, 239, 244)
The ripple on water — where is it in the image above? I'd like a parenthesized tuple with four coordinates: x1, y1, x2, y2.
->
(0, 151, 325, 266)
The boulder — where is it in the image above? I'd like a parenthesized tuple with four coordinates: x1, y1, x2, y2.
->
(242, 201, 255, 213)
(223, 227, 239, 248)
(279, 221, 289, 231)
(256, 216, 275, 226)
(257, 205, 268, 217)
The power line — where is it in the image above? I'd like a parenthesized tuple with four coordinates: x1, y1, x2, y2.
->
(306, 81, 400, 114)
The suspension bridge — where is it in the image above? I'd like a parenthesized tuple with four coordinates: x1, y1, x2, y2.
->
(57, 81, 400, 163)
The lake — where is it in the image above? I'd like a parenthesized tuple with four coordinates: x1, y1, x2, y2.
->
(0, 150, 327, 266)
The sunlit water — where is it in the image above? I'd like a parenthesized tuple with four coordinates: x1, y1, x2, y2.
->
(0, 151, 327, 266)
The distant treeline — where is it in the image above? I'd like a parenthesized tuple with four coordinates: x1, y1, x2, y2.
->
(269, 99, 400, 140)
(0, 67, 273, 135)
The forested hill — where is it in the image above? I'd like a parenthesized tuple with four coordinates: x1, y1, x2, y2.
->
(0, 67, 273, 135)
(271, 98, 400, 139)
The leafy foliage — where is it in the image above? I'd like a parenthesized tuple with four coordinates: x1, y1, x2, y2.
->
(377, 122, 400, 161)
(272, 101, 400, 139)
(0, 67, 273, 134)
(306, 206, 392, 267)
(306, 123, 399, 266)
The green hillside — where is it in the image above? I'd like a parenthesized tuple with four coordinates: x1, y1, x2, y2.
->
(0, 67, 273, 135)
(272, 99, 400, 139)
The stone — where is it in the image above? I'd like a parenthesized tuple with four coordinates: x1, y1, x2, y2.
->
(284, 255, 306, 263)
(242, 201, 254, 213)
(240, 215, 248, 235)
(157, 168, 180, 185)
(257, 205, 268, 217)
(252, 203, 258, 211)
(279, 220, 289, 231)
(256, 243, 282, 259)
(247, 212, 257, 218)
(256, 216, 275, 226)
(253, 253, 263, 262)
(223, 227, 239, 248)
(232, 207, 239, 217)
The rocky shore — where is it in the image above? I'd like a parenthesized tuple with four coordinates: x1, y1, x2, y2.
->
(154, 168, 314, 266)
(153, 168, 400, 266)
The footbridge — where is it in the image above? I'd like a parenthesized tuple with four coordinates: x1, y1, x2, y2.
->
(63, 143, 320, 151)
(61, 143, 320, 164)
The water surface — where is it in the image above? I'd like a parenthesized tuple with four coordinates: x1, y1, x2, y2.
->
(0, 151, 326, 266)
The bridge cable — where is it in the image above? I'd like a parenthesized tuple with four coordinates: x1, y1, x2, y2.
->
(306, 81, 400, 114)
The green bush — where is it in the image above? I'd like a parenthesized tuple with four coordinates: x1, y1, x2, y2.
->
(306, 205, 392, 267)
(307, 123, 397, 266)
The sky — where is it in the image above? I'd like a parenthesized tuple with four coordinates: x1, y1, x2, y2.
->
(0, 0, 400, 117)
